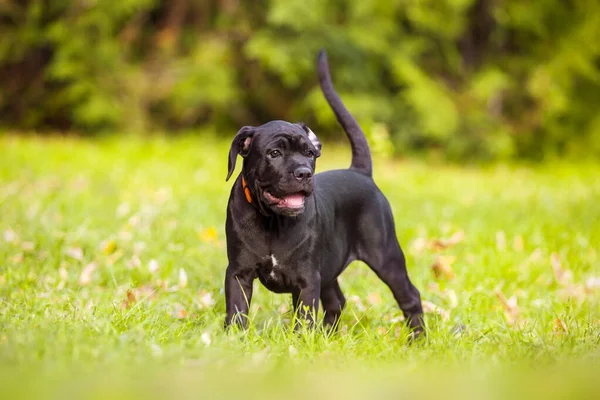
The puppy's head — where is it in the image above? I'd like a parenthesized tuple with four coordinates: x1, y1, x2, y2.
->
(226, 120, 321, 217)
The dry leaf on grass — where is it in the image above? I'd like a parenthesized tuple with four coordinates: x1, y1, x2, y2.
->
(367, 292, 382, 306)
(558, 285, 586, 303)
(421, 300, 450, 321)
(520, 248, 543, 268)
(348, 295, 366, 312)
(78, 263, 97, 286)
(121, 289, 137, 310)
(173, 303, 187, 319)
(553, 318, 568, 335)
(494, 289, 521, 326)
(21, 241, 35, 251)
(11, 253, 23, 264)
(427, 230, 465, 252)
(431, 255, 456, 280)
(410, 231, 464, 254)
(66, 247, 84, 261)
(551, 253, 572, 286)
(127, 255, 141, 269)
(410, 237, 428, 253)
(278, 303, 289, 314)
(197, 290, 216, 309)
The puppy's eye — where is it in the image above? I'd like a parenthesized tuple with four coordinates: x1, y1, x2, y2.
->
(306, 150, 315, 158)
(268, 150, 282, 158)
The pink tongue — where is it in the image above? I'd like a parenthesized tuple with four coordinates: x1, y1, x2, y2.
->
(283, 194, 304, 207)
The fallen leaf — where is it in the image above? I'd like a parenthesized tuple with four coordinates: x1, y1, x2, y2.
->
(278, 302, 289, 314)
(553, 318, 568, 335)
(427, 230, 464, 252)
(178, 268, 188, 288)
(558, 285, 586, 303)
(127, 289, 136, 304)
(421, 300, 450, 321)
(67, 247, 84, 261)
(367, 292, 382, 306)
(197, 290, 215, 309)
(431, 255, 456, 280)
(21, 241, 35, 251)
(428, 239, 448, 252)
(494, 289, 520, 326)
(173, 304, 187, 319)
(448, 230, 465, 246)
(120, 290, 136, 310)
(78, 263, 97, 285)
(410, 237, 428, 254)
(348, 295, 366, 312)
(551, 253, 572, 286)
(127, 255, 141, 269)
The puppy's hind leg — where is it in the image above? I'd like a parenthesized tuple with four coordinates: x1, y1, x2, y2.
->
(364, 244, 425, 337)
(320, 279, 346, 330)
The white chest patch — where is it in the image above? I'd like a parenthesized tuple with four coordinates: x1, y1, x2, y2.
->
(269, 254, 279, 279)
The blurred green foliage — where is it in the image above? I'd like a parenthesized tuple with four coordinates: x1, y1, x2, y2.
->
(1, 0, 599, 160)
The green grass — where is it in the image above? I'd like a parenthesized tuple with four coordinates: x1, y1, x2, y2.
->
(1, 134, 599, 399)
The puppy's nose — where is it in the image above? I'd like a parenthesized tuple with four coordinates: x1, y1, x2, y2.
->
(293, 166, 313, 181)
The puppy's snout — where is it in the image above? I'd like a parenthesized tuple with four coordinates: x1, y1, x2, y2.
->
(293, 166, 313, 181)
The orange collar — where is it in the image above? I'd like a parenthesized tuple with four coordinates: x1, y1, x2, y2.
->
(241, 175, 253, 204)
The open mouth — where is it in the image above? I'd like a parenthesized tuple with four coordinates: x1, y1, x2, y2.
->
(263, 191, 306, 209)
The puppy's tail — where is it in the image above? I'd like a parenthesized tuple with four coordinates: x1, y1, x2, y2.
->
(317, 49, 372, 177)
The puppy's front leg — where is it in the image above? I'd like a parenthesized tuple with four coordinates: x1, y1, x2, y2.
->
(224, 266, 254, 329)
(292, 274, 321, 329)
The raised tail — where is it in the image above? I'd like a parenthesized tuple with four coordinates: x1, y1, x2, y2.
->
(317, 49, 372, 176)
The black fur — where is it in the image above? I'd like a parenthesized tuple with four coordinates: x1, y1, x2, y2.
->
(223, 49, 424, 336)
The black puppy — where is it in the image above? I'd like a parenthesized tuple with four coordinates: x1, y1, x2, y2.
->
(224, 50, 424, 336)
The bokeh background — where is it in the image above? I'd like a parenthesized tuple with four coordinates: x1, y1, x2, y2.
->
(1, 0, 599, 160)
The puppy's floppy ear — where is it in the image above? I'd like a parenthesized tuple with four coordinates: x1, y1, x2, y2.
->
(226, 126, 255, 181)
(297, 123, 322, 157)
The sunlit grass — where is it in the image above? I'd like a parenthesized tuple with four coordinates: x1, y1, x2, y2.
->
(0, 134, 599, 399)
